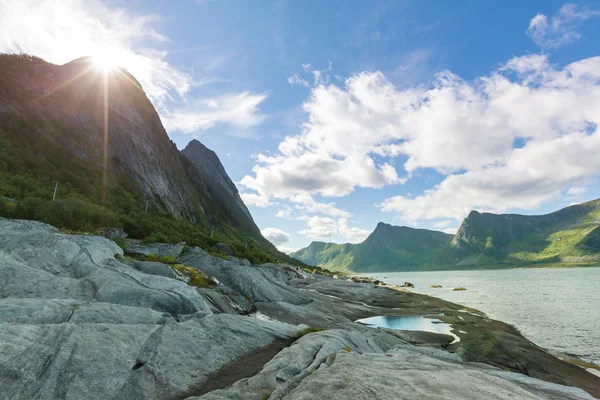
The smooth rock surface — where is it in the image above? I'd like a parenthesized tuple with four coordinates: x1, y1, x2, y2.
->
(125, 240, 185, 258)
(0, 218, 302, 400)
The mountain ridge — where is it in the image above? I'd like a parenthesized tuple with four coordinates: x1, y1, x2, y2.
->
(292, 199, 600, 272)
(0, 53, 287, 263)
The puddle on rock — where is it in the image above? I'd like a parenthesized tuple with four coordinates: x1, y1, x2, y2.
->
(356, 315, 460, 344)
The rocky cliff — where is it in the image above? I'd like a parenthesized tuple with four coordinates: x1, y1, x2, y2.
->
(0, 54, 277, 260)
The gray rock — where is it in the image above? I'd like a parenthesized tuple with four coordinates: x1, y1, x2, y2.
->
(132, 260, 176, 278)
(99, 227, 128, 239)
(179, 251, 310, 305)
(192, 330, 594, 400)
(125, 241, 185, 259)
(211, 242, 233, 256)
(0, 218, 307, 400)
(281, 348, 595, 400)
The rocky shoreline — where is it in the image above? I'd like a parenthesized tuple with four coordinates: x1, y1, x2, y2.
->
(1, 218, 599, 399)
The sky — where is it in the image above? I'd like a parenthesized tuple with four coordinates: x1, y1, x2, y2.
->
(1, 0, 600, 252)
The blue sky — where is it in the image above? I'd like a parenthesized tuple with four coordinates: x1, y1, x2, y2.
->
(2, 0, 600, 252)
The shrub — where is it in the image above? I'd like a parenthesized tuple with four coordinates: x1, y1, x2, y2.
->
(113, 237, 129, 250)
(172, 264, 215, 288)
(159, 255, 177, 264)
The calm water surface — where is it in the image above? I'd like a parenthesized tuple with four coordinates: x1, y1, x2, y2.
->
(363, 267, 600, 366)
(357, 315, 460, 343)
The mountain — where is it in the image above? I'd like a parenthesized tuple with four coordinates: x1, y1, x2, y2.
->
(292, 223, 456, 272)
(0, 53, 282, 263)
(292, 200, 600, 272)
(451, 199, 600, 266)
(182, 139, 260, 238)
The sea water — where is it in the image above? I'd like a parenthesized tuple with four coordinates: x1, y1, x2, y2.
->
(362, 267, 600, 366)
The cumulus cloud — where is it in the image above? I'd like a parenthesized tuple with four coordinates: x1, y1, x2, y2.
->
(240, 192, 272, 208)
(565, 186, 587, 204)
(433, 220, 452, 229)
(299, 216, 338, 239)
(244, 48, 600, 225)
(162, 92, 267, 133)
(289, 194, 351, 218)
(338, 218, 371, 243)
(261, 227, 291, 246)
(526, 4, 600, 49)
(0, 0, 266, 134)
(298, 216, 370, 242)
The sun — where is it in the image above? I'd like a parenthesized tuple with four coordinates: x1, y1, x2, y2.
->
(92, 50, 119, 72)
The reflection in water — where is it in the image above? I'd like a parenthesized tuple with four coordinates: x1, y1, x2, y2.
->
(357, 315, 460, 344)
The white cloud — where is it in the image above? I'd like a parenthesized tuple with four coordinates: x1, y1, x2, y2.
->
(565, 186, 587, 204)
(338, 218, 370, 243)
(261, 227, 291, 246)
(244, 49, 600, 225)
(442, 228, 458, 235)
(299, 216, 338, 239)
(289, 194, 351, 218)
(526, 4, 600, 48)
(297, 215, 370, 242)
(433, 220, 452, 229)
(162, 92, 267, 133)
(240, 192, 272, 208)
(288, 73, 310, 87)
(0, 0, 267, 135)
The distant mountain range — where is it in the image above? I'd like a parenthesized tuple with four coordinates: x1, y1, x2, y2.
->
(291, 199, 600, 272)
(0, 54, 291, 264)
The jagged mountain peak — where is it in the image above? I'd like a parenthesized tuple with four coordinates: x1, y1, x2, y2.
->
(0, 53, 281, 262)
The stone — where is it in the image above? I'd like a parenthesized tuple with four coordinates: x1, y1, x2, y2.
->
(131, 260, 176, 278)
(125, 241, 185, 259)
(99, 227, 128, 239)
(211, 242, 233, 256)
(401, 281, 415, 288)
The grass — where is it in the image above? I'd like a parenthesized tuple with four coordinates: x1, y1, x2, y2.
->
(171, 264, 215, 288)
(296, 327, 326, 338)
(146, 254, 177, 264)
(207, 251, 231, 261)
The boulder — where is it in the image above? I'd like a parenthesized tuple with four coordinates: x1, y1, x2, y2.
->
(125, 241, 185, 259)
(401, 281, 415, 288)
(99, 227, 128, 239)
(131, 260, 176, 278)
(211, 242, 234, 256)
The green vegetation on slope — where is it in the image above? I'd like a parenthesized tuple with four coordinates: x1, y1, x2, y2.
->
(292, 223, 458, 272)
(0, 54, 294, 265)
(292, 201, 600, 272)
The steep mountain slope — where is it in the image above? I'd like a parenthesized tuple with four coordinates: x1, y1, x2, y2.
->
(451, 198, 600, 266)
(292, 223, 456, 272)
(293, 200, 600, 272)
(182, 139, 260, 237)
(0, 54, 280, 262)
